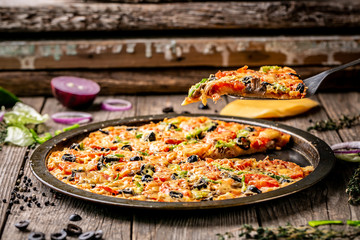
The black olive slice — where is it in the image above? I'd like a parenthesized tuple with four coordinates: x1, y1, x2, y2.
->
(207, 122, 218, 132)
(79, 231, 95, 240)
(69, 213, 82, 221)
(247, 185, 262, 194)
(28, 232, 45, 240)
(66, 223, 83, 236)
(69, 143, 81, 151)
(143, 132, 156, 142)
(141, 175, 153, 182)
(50, 230, 67, 240)
(288, 72, 301, 79)
(169, 191, 183, 199)
(193, 178, 208, 190)
(130, 156, 143, 161)
(121, 144, 132, 151)
(94, 230, 103, 240)
(171, 173, 179, 180)
(187, 155, 199, 163)
(118, 188, 134, 195)
(98, 129, 109, 135)
(62, 154, 76, 162)
(140, 164, 155, 175)
(14, 220, 30, 231)
(230, 175, 242, 183)
(242, 76, 252, 84)
(198, 103, 209, 110)
(236, 137, 251, 150)
(296, 83, 305, 93)
(126, 127, 137, 131)
(103, 156, 120, 163)
(162, 106, 174, 113)
(244, 126, 255, 132)
(166, 123, 177, 131)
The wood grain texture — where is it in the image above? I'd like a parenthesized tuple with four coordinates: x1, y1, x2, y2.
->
(317, 92, 360, 222)
(1, 37, 360, 70)
(1, 96, 135, 240)
(0, 98, 44, 238)
(1, 65, 360, 97)
(1, 1, 360, 32)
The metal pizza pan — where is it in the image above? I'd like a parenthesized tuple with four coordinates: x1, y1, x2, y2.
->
(30, 113, 336, 210)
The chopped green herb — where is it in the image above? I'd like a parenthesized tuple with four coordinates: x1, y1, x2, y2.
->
(114, 173, 120, 181)
(138, 151, 149, 156)
(308, 114, 360, 132)
(136, 133, 143, 139)
(308, 220, 343, 227)
(346, 166, 360, 205)
(215, 140, 235, 148)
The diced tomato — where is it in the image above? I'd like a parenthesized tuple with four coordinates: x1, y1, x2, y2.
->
(235, 159, 254, 170)
(97, 186, 118, 195)
(58, 162, 74, 175)
(110, 146, 118, 150)
(164, 139, 184, 145)
(245, 174, 279, 188)
(251, 137, 270, 149)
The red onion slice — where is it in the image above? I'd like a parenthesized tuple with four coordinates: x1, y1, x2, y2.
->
(101, 99, 132, 111)
(51, 112, 92, 125)
(0, 110, 4, 122)
(333, 149, 360, 154)
(331, 141, 360, 151)
(51, 76, 100, 109)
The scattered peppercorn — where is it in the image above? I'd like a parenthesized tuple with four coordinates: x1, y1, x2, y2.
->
(308, 114, 360, 131)
(2, 199, 6, 203)
(20, 206, 24, 210)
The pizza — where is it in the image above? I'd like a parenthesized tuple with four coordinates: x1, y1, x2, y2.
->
(182, 65, 307, 106)
(47, 116, 313, 202)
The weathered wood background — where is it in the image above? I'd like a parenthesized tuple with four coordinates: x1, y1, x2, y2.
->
(0, 0, 359, 96)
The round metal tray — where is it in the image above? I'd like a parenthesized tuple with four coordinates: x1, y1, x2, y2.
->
(30, 114, 336, 210)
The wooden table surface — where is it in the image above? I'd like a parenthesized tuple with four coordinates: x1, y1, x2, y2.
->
(0, 92, 360, 240)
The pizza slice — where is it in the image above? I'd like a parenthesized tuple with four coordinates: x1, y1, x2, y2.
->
(182, 65, 307, 106)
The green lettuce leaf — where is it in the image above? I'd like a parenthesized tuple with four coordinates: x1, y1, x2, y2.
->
(4, 102, 48, 126)
(4, 125, 34, 147)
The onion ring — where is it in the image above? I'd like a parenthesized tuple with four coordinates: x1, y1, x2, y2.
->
(51, 112, 92, 125)
(101, 99, 132, 111)
(331, 141, 360, 151)
(0, 110, 4, 122)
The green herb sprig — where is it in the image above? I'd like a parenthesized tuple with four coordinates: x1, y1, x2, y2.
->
(216, 221, 360, 240)
(346, 166, 360, 205)
(307, 114, 360, 132)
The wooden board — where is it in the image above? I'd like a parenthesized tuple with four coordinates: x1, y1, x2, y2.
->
(1, 93, 360, 239)
(1, 37, 360, 70)
(1, 1, 359, 32)
(1, 65, 360, 97)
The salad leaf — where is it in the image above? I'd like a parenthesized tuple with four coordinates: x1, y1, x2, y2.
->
(5, 125, 35, 147)
(4, 102, 48, 126)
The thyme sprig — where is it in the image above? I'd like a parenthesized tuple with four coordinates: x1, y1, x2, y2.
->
(346, 166, 360, 205)
(216, 222, 360, 240)
(0, 122, 6, 151)
(307, 114, 360, 132)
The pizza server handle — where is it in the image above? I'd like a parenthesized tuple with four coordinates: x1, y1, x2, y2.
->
(304, 58, 360, 97)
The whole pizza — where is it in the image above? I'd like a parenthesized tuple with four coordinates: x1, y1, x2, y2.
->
(47, 116, 313, 202)
(182, 65, 307, 106)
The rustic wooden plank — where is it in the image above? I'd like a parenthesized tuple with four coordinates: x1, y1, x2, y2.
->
(0, 98, 44, 238)
(1, 37, 360, 70)
(1, 1, 359, 32)
(317, 92, 360, 222)
(1, 65, 360, 97)
(1, 96, 135, 240)
(133, 94, 258, 240)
